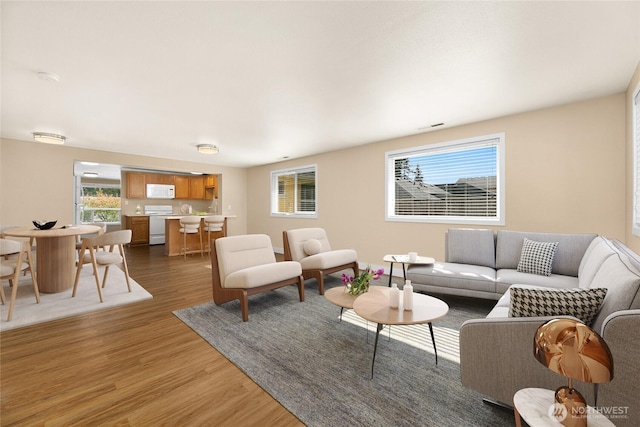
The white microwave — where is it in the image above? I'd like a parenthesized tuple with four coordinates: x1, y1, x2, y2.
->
(146, 184, 175, 199)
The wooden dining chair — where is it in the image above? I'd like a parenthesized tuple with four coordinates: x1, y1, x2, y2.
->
(76, 222, 107, 254)
(0, 238, 40, 321)
(73, 230, 132, 302)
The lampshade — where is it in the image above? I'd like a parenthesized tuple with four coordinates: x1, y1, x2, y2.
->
(197, 144, 218, 154)
(534, 318, 613, 427)
(33, 132, 66, 144)
(534, 318, 613, 383)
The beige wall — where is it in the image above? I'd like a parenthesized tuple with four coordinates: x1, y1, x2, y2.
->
(626, 60, 640, 253)
(247, 94, 626, 267)
(0, 139, 248, 235)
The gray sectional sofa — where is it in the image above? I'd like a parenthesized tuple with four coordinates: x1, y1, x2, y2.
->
(408, 229, 640, 426)
(407, 229, 597, 299)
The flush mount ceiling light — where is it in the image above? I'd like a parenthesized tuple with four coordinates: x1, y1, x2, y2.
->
(197, 144, 219, 154)
(33, 132, 66, 144)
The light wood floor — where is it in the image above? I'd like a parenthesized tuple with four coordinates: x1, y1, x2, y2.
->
(0, 245, 304, 426)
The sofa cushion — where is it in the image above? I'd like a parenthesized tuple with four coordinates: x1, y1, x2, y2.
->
(299, 249, 357, 270)
(496, 230, 596, 276)
(407, 262, 497, 294)
(285, 228, 332, 262)
(495, 269, 578, 295)
(446, 228, 495, 268)
(224, 261, 302, 289)
(516, 238, 559, 276)
(578, 237, 617, 289)
(589, 251, 640, 332)
(509, 286, 607, 326)
(303, 239, 323, 256)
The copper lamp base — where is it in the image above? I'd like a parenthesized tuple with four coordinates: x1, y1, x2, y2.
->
(555, 386, 587, 427)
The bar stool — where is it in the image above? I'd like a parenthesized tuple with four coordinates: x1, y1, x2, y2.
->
(179, 216, 203, 261)
(203, 215, 225, 253)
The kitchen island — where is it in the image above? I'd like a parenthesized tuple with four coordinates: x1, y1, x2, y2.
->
(164, 216, 227, 257)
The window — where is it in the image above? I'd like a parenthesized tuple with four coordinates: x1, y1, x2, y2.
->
(633, 85, 640, 236)
(271, 165, 317, 218)
(385, 133, 505, 225)
(80, 183, 122, 224)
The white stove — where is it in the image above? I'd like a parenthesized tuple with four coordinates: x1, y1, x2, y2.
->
(144, 205, 173, 245)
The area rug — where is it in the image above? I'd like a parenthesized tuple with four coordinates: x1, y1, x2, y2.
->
(174, 277, 513, 427)
(0, 265, 152, 331)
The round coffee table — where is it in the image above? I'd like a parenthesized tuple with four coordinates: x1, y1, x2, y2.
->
(324, 286, 358, 321)
(353, 285, 449, 377)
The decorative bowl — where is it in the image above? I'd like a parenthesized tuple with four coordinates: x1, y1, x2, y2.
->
(33, 220, 57, 230)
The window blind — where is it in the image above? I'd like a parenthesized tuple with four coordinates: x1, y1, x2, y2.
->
(389, 136, 501, 220)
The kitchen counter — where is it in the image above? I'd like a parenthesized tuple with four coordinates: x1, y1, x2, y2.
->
(164, 216, 228, 256)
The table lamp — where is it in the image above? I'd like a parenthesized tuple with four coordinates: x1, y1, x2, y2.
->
(533, 318, 613, 427)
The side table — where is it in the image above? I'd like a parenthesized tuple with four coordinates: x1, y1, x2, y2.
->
(383, 254, 435, 287)
(513, 388, 615, 427)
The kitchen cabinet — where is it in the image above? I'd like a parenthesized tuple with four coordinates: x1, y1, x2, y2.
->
(189, 176, 205, 200)
(147, 173, 174, 185)
(205, 175, 217, 188)
(126, 173, 146, 199)
(205, 174, 218, 199)
(174, 175, 190, 199)
(124, 215, 150, 246)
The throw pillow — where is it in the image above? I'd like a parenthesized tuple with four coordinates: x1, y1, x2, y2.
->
(517, 238, 559, 276)
(303, 239, 322, 256)
(509, 287, 607, 326)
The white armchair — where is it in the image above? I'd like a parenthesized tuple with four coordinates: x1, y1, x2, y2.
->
(211, 234, 304, 321)
(283, 228, 358, 295)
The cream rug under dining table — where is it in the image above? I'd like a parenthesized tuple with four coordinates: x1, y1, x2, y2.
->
(0, 264, 152, 331)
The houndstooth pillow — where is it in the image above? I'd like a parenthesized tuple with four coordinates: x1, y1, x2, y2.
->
(517, 238, 559, 276)
(509, 287, 607, 326)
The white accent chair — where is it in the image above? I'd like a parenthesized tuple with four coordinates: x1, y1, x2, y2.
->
(211, 234, 304, 321)
(179, 216, 203, 260)
(203, 215, 225, 253)
(0, 238, 40, 321)
(73, 230, 132, 302)
(283, 228, 358, 295)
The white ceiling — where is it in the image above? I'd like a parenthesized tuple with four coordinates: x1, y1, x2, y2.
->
(2, 1, 639, 168)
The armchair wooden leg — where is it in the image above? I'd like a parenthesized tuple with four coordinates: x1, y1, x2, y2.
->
(240, 291, 249, 322)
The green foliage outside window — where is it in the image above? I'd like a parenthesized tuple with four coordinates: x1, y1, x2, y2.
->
(81, 187, 121, 224)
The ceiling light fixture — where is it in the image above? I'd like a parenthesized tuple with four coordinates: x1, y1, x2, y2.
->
(33, 132, 66, 144)
(197, 144, 219, 154)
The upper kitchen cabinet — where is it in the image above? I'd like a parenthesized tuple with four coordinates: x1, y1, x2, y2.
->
(146, 173, 174, 185)
(174, 175, 190, 199)
(189, 175, 205, 200)
(205, 174, 218, 199)
(126, 172, 146, 199)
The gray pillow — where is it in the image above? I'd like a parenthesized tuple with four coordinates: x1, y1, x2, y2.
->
(517, 238, 559, 276)
(509, 287, 607, 326)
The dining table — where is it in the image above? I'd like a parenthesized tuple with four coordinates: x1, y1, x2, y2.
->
(3, 224, 102, 293)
